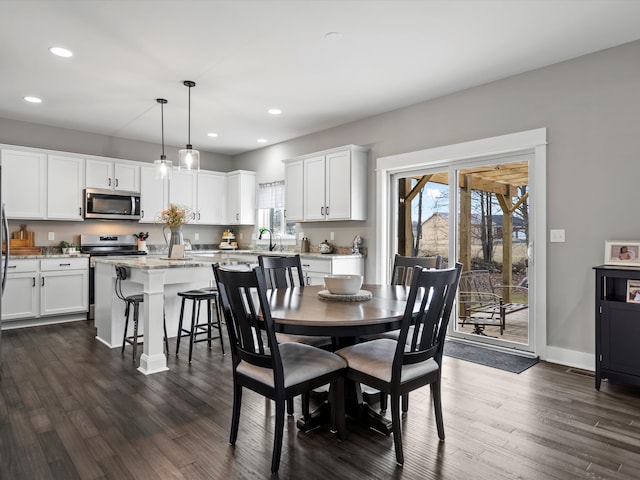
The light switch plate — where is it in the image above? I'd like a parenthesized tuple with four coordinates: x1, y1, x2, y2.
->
(48, 232, 55, 241)
(194, 233, 200, 240)
(330, 231, 335, 241)
(550, 229, 565, 243)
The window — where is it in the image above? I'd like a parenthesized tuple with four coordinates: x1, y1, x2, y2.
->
(257, 181, 296, 240)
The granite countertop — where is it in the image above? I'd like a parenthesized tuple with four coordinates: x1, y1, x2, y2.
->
(7, 253, 90, 260)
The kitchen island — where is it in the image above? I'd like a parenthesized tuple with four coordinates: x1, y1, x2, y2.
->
(94, 251, 364, 375)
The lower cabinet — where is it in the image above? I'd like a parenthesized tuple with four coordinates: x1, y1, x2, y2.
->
(2, 257, 89, 326)
(300, 256, 365, 286)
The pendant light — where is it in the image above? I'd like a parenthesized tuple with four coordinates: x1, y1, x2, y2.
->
(153, 98, 172, 180)
(178, 80, 200, 172)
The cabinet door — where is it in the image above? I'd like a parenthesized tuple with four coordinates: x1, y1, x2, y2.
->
(2, 273, 39, 320)
(85, 159, 114, 189)
(139, 166, 167, 223)
(40, 270, 89, 316)
(168, 168, 197, 219)
(601, 302, 640, 376)
(196, 171, 226, 224)
(114, 163, 140, 192)
(303, 155, 326, 221)
(325, 150, 352, 220)
(47, 155, 84, 220)
(227, 171, 255, 225)
(284, 159, 304, 222)
(1, 149, 47, 219)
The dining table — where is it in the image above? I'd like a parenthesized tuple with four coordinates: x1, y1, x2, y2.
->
(265, 283, 417, 436)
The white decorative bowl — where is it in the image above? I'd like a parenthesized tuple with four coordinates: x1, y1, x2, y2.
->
(324, 274, 363, 295)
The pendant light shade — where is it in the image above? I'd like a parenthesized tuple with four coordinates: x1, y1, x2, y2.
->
(178, 80, 200, 172)
(153, 98, 172, 180)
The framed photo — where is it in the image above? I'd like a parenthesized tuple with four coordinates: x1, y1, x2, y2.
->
(605, 241, 640, 266)
(627, 280, 640, 303)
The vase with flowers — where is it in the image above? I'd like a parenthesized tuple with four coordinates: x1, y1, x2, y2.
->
(157, 204, 192, 257)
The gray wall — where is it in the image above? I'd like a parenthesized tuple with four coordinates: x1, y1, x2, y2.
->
(234, 40, 640, 356)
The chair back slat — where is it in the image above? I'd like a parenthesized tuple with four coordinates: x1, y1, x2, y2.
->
(214, 265, 283, 374)
(391, 254, 443, 286)
(393, 263, 462, 376)
(258, 255, 305, 289)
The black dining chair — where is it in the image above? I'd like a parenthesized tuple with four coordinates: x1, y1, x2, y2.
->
(213, 264, 346, 473)
(391, 254, 443, 286)
(335, 263, 462, 466)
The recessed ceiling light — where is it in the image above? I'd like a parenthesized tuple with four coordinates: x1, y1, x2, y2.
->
(325, 31, 343, 41)
(207, 132, 219, 137)
(268, 108, 282, 115)
(24, 96, 42, 104)
(49, 46, 73, 58)
(257, 138, 268, 143)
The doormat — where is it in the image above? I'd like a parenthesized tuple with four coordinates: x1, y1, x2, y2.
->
(444, 340, 539, 374)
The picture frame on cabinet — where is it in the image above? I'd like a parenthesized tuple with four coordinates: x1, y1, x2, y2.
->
(627, 280, 640, 303)
(605, 241, 640, 266)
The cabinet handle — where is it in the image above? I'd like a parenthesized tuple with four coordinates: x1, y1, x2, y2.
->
(59, 263, 71, 267)
(32, 277, 36, 287)
(7, 265, 16, 269)
(326, 205, 329, 216)
(302, 264, 310, 267)
(108, 178, 112, 187)
(115, 178, 119, 188)
(41, 277, 45, 286)
(321, 207, 324, 216)
(197, 212, 201, 220)
(236, 213, 239, 221)
(284, 209, 286, 218)
(79, 207, 82, 216)
(141, 209, 145, 218)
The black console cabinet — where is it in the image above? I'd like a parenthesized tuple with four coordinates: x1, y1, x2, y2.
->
(594, 265, 640, 390)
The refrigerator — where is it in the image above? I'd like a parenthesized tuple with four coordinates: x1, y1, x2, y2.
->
(0, 165, 7, 373)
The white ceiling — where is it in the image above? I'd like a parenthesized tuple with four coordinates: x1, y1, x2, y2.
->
(1, 1, 640, 156)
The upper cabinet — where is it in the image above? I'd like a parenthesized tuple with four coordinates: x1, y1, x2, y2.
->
(227, 170, 256, 225)
(1, 149, 47, 219)
(86, 159, 140, 192)
(47, 155, 84, 221)
(139, 165, 167, 224)
(284, 145, 368, 222)
(196, 170, 227, 224)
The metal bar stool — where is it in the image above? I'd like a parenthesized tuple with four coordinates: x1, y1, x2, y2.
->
(176, 287, 225, 363)
(115, 266, 169, 362)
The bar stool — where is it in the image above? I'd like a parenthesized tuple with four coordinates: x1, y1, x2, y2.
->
(176, 287, 225, 363)
(115, 266, 169, 362)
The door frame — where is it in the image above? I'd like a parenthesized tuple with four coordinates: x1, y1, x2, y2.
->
(376, 128, 548, 359)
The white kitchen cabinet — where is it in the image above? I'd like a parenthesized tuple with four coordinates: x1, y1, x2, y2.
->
(227, 170, 256, 225)
(40, 258, 89, 316)
(47, 155, 85, 220)
(1, 149, 47, 219)
(284, 159, 304, 222)
(2, 259, 39, 321)
(1, 257, 88, 323)
(168, 168, 197, 220)
(196, 170, 227, 224)
(299, 255, 365, 286)
(285, 145, 368, 222)
(86, 159, 140, 192)
(139, 165, 167, 223)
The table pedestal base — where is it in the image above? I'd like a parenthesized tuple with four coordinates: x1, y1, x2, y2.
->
(295, 401, 392, 436)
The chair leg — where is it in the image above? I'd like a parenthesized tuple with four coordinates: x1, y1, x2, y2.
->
(401, 393, 409, 413)
(431, 380, 445, 440)
(176, 297, 186, 355)
(301, 392, 310, 418)
(229, 383, 242, 445)
(121, 302, 130, 354)
(188, 299, 198, 363)
(214, 295, 225, 354)
(390, 394, 404, 466)
(333, 376, 346, 441)
(380, 392, 388, 412)
(163, 311, 169, 354)
(272, 398, 286, 473)
(287, 398, 294, 416)
(132, 302, 140, 363)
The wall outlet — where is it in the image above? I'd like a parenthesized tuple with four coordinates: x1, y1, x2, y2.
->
(550, 229, 565, 243)
(330, 231, 335, 241)
(194, 232, 200, 241)
(48, 232, 55, 241)
(239, 232, 243, 240)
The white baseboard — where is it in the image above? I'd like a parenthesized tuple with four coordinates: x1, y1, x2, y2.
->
(544, 346, 595, 371)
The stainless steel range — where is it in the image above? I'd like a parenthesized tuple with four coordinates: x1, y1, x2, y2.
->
(80, 234, 147, 319)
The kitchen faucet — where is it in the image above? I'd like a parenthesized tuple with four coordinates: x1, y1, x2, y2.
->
(259, 228, 276, 251)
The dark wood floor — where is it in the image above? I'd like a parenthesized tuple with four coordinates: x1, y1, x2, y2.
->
(2, 321, 640, 479)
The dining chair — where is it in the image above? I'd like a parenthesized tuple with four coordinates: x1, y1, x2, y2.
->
(335, 263, 462, 466)
(213, 264, 346, 473)
(391, 254, 443, 286)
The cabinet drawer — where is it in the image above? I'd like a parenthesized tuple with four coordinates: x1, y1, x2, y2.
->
(40, 257, 88, 271)
(3, 259, 39, 273)
(300, 258, 331, 273)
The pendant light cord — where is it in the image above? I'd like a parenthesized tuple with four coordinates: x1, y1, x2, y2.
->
(187, 85, 191, 146)
(161, 101, 166, 157)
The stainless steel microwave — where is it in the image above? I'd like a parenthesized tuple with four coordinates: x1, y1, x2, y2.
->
(84, 188, 141, 220)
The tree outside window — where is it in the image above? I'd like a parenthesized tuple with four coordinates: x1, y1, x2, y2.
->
(257, 181, 296, 239)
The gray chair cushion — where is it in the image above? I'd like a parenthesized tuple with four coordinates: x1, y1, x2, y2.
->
(336, 338, 438, 384)
(237, 342, 346, 388)
(275, 332, 332, 348)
